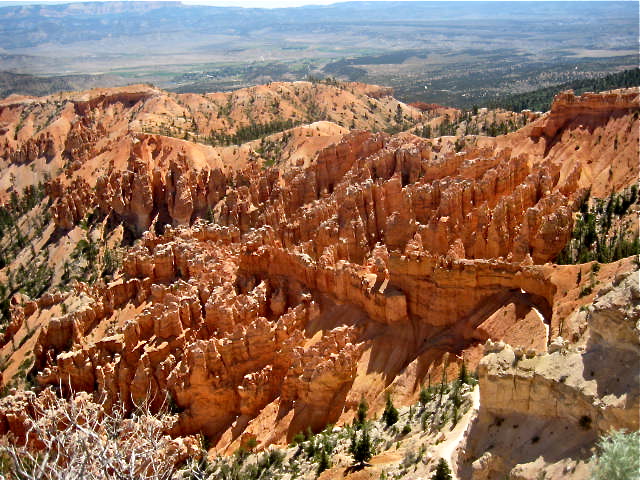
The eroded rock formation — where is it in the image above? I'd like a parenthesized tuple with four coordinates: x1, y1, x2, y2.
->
(0, 85, 638, 463)
(459, 271, 639, 479)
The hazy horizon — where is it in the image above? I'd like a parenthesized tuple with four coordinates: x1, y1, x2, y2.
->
(5, 0, 381, 9)
(0, 0, 636, 106)
(2, 0, 634, 10)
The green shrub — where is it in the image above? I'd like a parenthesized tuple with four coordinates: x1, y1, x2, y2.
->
(590, 430, 640, 480)
(317, 448, 331, 475)
(102, 248, 122, 278)
(401, 449, 417, 468)
(419, 385, 433, 406)
(291, 432, 306, 446)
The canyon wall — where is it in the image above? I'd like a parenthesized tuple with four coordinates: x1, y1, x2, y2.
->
(0, 85, 637, 457)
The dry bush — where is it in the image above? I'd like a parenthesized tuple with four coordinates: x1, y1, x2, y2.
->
(0, 389, 197, 480)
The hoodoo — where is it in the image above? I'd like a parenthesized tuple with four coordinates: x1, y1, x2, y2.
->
(0, 81, 638, 479)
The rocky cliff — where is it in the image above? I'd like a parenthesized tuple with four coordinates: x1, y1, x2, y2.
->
(459, 270, 639, 479)
(0, 84, 638, 471)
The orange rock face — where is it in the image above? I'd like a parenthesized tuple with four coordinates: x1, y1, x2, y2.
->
(0, 84, 638, 453)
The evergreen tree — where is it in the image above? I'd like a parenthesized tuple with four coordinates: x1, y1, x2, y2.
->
(419, 385, 432, 406)
(458, 359, 470, 385)
(352, 428, 373, 465)
(354, 398, 368, 429)
(381, 394, 399, 427)
(317, 448, 331, 475)
(432, 458, 452, 480)
(395, 104, 404, 125)
(490, 68, 640, 112)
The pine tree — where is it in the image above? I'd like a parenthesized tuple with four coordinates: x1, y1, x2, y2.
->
(458, 359, 470, 385)
(419, 385, 432, 406)
(352, 428, 373, 465)
(354, 398, 368, 429)
(317, 448, 331, 475)
(381, 394, 399, 427)
(432, 458, 452, 480)
(395, 104, 404, 125)
(349, 428, 357, 455)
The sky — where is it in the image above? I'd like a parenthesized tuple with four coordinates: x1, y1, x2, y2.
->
(181, 0, 362, 6)
(0, 0, 627, 8)
(0, 0, 539, 9)
(0, 0, 348, 7)
(182, 0, 354, 6)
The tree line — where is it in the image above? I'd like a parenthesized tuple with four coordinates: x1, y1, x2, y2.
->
(489, 68, 640, 112)
(205, 119, 300, 147)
